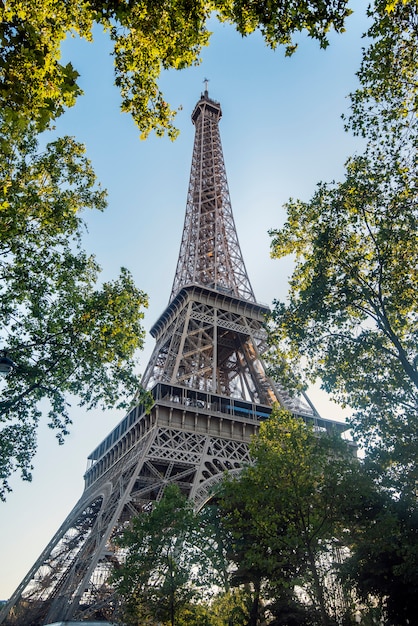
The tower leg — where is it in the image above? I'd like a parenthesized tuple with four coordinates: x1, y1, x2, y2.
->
(1, 397, 255, 624)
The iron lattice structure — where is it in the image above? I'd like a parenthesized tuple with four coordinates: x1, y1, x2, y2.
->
(170, 94, 255, 303)
(0, 91, 344, 626)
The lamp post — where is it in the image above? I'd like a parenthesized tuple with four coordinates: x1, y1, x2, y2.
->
(0, 352, 16, 377)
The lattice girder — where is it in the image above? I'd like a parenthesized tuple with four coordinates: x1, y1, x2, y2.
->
(170, 92, 255, 302)
(142, 284, 282, 406)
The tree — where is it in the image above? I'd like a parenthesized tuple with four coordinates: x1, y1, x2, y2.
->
(209, 588, 250, 626)
(175, 601, 214, 626)
(112, 484, 215, 626)
(0, 0, 352, 139)
(268, 0, 418, 495)
(340, 491, 418, 626)
(346, 0, 418, 145)
(0, 125, 148, 498)
(217, 408, 367, 626)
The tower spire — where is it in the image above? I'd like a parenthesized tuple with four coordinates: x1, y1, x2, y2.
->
(203, 77, 209, 96)
(170, 90, 255, 303)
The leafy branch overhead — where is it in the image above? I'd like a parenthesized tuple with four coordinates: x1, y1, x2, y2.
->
(0, 0, 352, 139)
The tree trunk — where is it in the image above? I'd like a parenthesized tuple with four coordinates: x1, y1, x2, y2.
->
(248, 579, 261, 626)
(306, 544, 330, 626)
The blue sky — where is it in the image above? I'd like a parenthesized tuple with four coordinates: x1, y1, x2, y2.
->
(0, 1, 368, 599)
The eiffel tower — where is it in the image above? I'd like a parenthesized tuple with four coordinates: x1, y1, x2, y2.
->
(0, 90, 343, 626)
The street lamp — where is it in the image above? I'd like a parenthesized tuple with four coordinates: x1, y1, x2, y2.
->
(0, 352, 16, 377)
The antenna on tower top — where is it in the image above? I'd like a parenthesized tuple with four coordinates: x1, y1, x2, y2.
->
(203, 77, 209, 97)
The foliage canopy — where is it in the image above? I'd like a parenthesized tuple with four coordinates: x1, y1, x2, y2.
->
(217, 408, 368, 626)
(341, 493, 418, 626)
(0, 0, 352, 139)
(113, 484, 217, 626)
